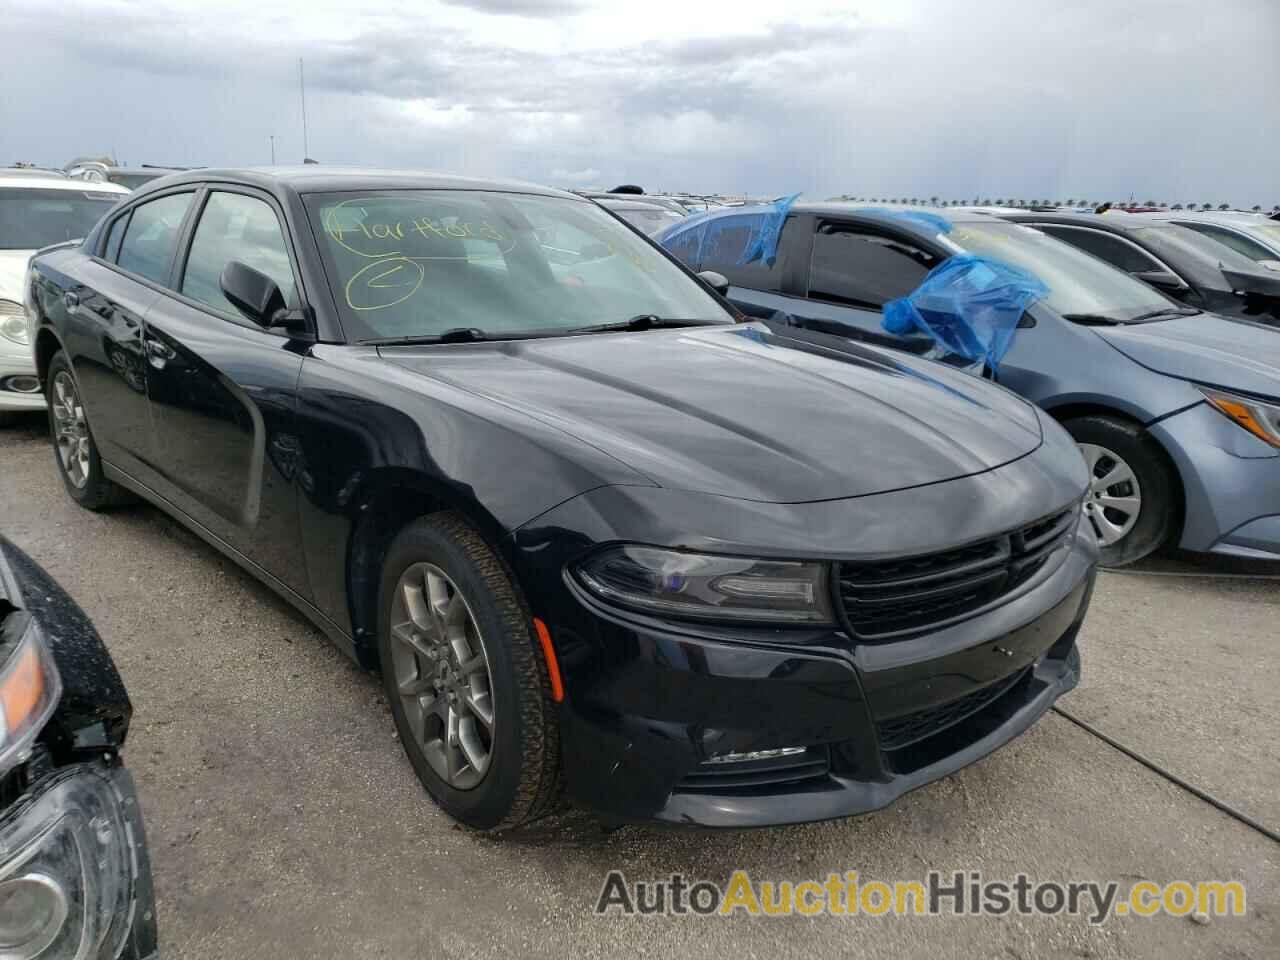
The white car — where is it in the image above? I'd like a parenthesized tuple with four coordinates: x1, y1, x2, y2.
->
(0, 173, 128, 421)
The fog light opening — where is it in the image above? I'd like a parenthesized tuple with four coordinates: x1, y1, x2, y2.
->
(1, 376, 41, 395)
(705, 746, 808, 765)
(0, 873, 69, 958)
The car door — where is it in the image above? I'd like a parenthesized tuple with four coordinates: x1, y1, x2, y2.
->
(62, 190, 196, 479)
(140, 185, 311, 598)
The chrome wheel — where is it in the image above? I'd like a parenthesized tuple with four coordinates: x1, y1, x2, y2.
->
(389, 563, 495, 790)
(1079, 442, 1142, 546)
(51, 371, 90, 489)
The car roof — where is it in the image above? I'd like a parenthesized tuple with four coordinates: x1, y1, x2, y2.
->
(0, 173, 130, 193)
(1152, 210, 1274, 226)
(784, 202, 993, 225)
(995, 210, 1163, 234)
(138, 166, 581, 200)
(595, 197, 679, 211)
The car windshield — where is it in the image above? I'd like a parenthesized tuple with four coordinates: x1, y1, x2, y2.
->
(0, 187, 122, 250)
(1243, 221, 1280, 248)
(611, 206, 686, 235)
(1130, 224, 1264, 272)
(306, 190, 732, 341)
(946, 220, 1183, 322)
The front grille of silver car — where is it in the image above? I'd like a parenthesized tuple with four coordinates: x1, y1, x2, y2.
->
(837, 507, 1077, 639)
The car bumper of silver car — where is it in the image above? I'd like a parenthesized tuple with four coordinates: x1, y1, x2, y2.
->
(1151, 400, 1280, 561)
(0, 344, 44, 411)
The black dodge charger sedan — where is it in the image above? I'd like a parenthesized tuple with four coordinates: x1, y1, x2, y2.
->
(26, 167, 1097, 830)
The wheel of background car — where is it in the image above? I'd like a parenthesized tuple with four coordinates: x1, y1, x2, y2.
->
(1062, 415, 1176, 566)
(45, 351, 134, 511)
(376, 512, 560, 831)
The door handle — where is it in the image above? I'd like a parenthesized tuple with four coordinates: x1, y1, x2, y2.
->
(63, 291, 80, 310)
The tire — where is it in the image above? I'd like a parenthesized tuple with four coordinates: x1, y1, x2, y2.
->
(45, 351, 134, 511)
(1062, 414, 1176, 566)
(377, 512, 560, 831)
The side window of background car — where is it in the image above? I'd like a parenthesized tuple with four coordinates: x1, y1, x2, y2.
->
(115, 193, 194, 285)
(181, 192, 297, 316)
(808, 229, 938, 309)
(1035, 226, 1161, 274)
(697, 214, 785, 292)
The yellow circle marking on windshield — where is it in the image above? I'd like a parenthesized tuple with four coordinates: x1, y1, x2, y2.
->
(345, 257, 424, 311)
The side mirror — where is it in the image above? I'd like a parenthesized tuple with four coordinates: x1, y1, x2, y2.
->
(1130, 269, 1188, 292)
(698, 270, 730, 296)
(220, 261, 288, 328)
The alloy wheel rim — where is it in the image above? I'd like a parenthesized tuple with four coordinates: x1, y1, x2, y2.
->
(51, 371, 91, 489)
(389, 563, 495, 790)
(1078, 442, 1142, 546)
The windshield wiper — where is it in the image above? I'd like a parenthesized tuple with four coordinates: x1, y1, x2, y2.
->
(363, 328, 495, 345)
(1062, 313, 1123, 326)
(570, 315, 720, 334)
(1126, 307, 1201, 322)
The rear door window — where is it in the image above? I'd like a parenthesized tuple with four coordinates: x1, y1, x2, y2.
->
(1034, 226, 1162, 273)
(116, 192, 194, 285)
(103, 213, 128, 262)
(808, 228, 938, 308)
(180, 191, 297, 316)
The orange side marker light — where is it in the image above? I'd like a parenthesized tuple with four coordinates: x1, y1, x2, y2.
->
(532, 618, 564, 703)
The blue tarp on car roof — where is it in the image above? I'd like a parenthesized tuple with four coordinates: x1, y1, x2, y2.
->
(883, 254, 1048, 374)
(658, 193, 800, 269)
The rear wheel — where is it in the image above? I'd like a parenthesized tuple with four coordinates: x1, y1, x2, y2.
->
(377, 513, 560, 831)
(45, 351, 133, 511)
(1062, 415, 1176, 566)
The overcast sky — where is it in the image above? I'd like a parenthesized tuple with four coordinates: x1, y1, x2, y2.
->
(4, 0, 1278, 204)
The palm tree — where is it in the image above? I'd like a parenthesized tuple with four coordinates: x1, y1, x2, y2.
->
(1218, 203, 1230, 211)
(1201, 203, 1213, 210)
(1171, 203, 1183, 210)
(1252, 205, 1262, 212)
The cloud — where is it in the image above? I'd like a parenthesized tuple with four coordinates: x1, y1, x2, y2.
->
(3, 0, 1279, 204)
(440, 0, 588, 15)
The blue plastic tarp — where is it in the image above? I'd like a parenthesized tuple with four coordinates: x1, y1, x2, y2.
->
(657, 193, 801, 269)
(882, 254, 1048, 374)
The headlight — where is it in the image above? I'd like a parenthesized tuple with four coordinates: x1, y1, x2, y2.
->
(574, 545, 833, 624)
(0, 622, 62, 779)
(0, 767, 140, 960)
(0, 301, 28, 346)
(1199, 385, 1280, 449)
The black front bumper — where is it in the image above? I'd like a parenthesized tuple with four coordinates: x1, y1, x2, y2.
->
(538, 522, 1095, 827)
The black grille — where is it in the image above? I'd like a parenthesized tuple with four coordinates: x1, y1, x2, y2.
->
(838, 507, 1077, 638)
(676, 747, 830, 793)
(877, 668, 1029, 751)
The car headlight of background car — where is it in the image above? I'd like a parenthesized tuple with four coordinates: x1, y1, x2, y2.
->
(1199, 385, 1280, 448)
(574, 545, 834, 624)
(0, 300, 29, 346)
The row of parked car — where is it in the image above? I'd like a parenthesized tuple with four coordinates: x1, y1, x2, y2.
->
(1, 163, 1277, 958)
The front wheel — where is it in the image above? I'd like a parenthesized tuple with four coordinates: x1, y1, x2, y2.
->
(377, 513, 560, 831)
(1062, 415, 1177, 566)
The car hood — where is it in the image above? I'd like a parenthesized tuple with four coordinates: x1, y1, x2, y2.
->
(379, 324, 1043, 503)
(1093, 313, 1280, 399)
(0, 250, 34, 303)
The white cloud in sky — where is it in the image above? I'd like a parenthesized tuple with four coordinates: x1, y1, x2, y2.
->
(2, 0, 1277, 204)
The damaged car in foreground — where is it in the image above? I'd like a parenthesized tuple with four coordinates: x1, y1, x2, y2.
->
(27, 168, 1096, 830)
(0, 536, 157, 959)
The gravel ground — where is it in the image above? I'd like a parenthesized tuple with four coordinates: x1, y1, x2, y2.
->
(2, 411, 1277, 959)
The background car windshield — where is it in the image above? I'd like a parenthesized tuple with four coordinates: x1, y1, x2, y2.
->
(947, 221, 1178, 321)
(0, 188, 121, 249)
(614, 207, 685, 235)
(306, 190, 730, 341)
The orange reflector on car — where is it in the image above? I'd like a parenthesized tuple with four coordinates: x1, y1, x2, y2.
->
(532, 618, 564, 703)
(0, 640, 45, 733)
